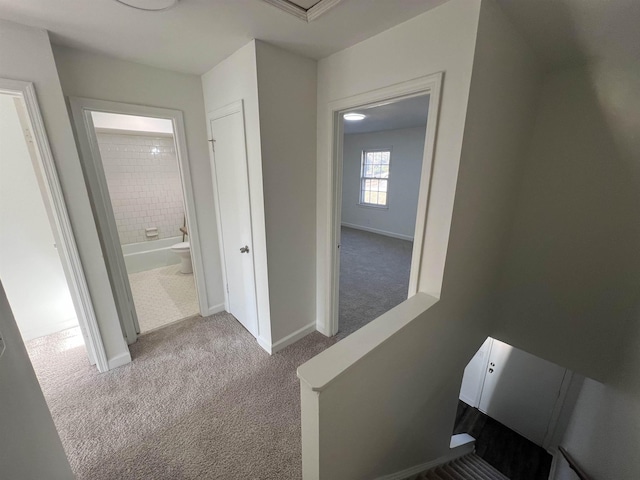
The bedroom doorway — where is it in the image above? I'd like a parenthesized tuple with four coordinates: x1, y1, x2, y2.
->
(321, 72, 443, 338)
(337, 95, 429, 338)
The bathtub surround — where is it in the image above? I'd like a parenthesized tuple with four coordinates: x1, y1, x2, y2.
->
(122, 235, 182, 273)
(96, 131, 185, 245)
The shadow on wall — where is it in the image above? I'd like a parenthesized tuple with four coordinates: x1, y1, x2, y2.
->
(496, 58, 640, 385)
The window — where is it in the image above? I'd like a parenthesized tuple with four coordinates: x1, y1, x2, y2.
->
(359, 149, 391, 207)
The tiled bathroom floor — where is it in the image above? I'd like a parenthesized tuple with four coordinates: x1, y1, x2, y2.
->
(128, 265, 199, 333)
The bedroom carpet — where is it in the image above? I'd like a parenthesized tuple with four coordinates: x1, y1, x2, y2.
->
(338, 226, 413, 338)
(26, 314, 336, 480)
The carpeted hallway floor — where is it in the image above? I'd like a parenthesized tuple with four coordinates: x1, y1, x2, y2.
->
(26, 314, 336, 479)
(338, 226, 413, 338)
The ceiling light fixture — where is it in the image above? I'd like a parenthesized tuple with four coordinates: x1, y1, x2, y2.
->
(114, 0, 178, 11)
(344, 113, 366, 121)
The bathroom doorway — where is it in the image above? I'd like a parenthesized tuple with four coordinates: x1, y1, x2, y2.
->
(69, 99, 207, 340)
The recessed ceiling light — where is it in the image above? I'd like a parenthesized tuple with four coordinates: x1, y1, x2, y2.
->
(344, 113, 366, 121)
(115, 0, 178, 11)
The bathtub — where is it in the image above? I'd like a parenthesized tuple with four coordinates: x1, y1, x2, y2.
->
(122, 236, 183, 273)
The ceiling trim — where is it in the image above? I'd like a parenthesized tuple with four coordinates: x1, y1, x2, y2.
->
(261, 0, 343, 22)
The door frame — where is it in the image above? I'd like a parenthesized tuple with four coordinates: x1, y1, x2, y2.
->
(68, 97, 209, 343)
(0, 79, 108, 371)
(206, 100, 260, 338)
(322, 72, 443, 336)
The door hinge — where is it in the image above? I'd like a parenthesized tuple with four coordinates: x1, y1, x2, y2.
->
(226, 283, 229, 294)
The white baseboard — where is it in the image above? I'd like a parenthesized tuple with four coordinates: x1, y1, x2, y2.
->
(341, 222, 414, 242)
(272, 322, 316, 354)
(20, 318, 79, 342)
(257, 322, 317, 355)
(375, 434, 475, 480)
(206, 303, 226, 316)
(107, 350, 132, 370)
(257, 335, 272, 354)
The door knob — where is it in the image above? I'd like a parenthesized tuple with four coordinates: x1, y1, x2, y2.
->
(240, 245, 250, 254)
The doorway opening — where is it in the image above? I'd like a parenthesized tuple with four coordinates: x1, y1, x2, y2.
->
(69, 98, 208, 345)
(336, 95, 430, 338)
(455, 337, 583, 480)
(0, 80, 107, 372)
(91, 112, 199, 333)
(81, 107, 205, 337)
(321, 73, 443, 338)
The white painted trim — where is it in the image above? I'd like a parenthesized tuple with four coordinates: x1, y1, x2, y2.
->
(261, 0, 342, 22)
(258, 322, 316, 355)
(359, 146, 393, 208)
(107, 351, 132, 370)
(0, 80, 109, 372)
(68, 97, 211, 348)
(375, 434, 475, 480)
(206, 100, 261, 339)
(341, 222, 414, 242)
(94, 127, 173, 138)
(272, 322, 316, 354)
(321, 73, 444, 337)
(257, 335, 272, 355)
(20, 319, 79, 343)
(306, 0, 342, 21)
(206, 303, 226, 316)
(543, 370, 574, 450)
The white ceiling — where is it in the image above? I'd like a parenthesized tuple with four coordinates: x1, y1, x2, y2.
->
(495, 0, 640, 68)
(343, 95, 430, 135)
(0, 0, 447, 75)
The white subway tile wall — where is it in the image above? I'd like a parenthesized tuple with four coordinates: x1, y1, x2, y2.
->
(96, 133, 185, 245)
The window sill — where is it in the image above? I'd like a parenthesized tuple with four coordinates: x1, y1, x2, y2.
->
(357, 203, 389, 210)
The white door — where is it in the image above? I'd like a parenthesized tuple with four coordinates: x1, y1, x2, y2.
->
(459, 337, 492, 407)
(478, 339, 567, 446)
(209, 107, 258, 337)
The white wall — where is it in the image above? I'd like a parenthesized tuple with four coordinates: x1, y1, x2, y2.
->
(201, 40, 318, 350)
(493, 59, 640, 480)
(0, 281, 74, 479)
(494, 61, 640, 383)
(316, 0, 482, 335)
(97, 132, 185, 245)
(553, 376, 640, 480)
(52, 45, 225, 312)
(255, 40, 318, 348)
(0, 20, 129, 365)
(341, 127, 426, 240)
(201, 41, 272, 346)
(303, 0, 541, 477)
(0, 95, 78, 340)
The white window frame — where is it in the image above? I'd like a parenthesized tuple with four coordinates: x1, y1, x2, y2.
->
(359, 147, 392, 208)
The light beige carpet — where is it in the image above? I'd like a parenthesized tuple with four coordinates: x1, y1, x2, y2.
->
(26, 313, 336, 479)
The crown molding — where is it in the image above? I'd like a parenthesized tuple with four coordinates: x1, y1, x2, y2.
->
(261, 0, 343, 22)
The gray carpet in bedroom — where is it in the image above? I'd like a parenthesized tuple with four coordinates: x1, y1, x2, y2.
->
(27, 315, 336, 480)
(338, 226, 413, 338)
